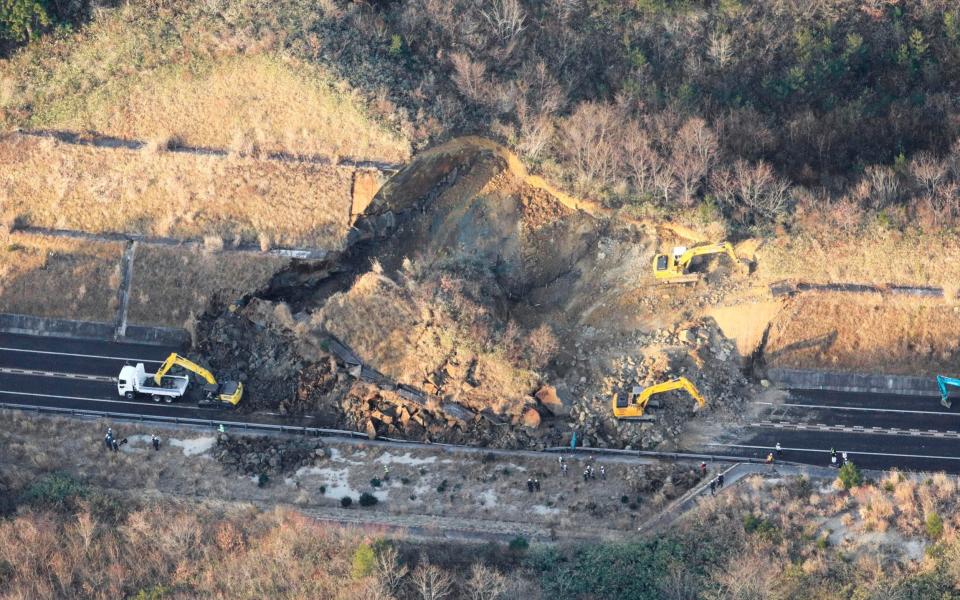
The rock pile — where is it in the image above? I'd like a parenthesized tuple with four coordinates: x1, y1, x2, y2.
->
(214, 434, 328, 476)
(566, 319, 748, 450)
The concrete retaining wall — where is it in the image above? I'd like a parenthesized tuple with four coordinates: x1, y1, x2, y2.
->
(768, 367, 938, 396)
(0, 313, 188, 347)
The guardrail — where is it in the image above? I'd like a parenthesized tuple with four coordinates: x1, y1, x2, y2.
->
(0, 401, 788, 467)
(0, 401, 369, 440)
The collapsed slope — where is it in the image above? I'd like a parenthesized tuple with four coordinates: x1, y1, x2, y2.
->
(199, 137, 750, 449)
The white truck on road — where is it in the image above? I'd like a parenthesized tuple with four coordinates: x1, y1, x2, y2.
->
(118, 363, 189, 403)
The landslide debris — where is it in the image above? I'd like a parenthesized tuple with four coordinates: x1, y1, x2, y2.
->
(198, 137, 752, 450)
(214, 434, 327, 476)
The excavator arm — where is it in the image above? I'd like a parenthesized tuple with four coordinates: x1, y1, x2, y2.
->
(937, 375, 960, 408)
(676, 243, 738, 271)
(155, 353, 218, 386)
(652, 241, 743, 283)
(153, 353, 243, 406)
(612, 377, 706, 419)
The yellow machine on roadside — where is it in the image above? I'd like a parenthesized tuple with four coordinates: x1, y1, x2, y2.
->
(652, 242, 742, 283)
(154, 353, 243, 406)
(611, 377, 705, 420)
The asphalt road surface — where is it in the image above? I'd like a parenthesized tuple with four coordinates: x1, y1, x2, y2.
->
(4, 332, 960, 473)
(711, 389, 960, 473)
(0, 332, 318, 426)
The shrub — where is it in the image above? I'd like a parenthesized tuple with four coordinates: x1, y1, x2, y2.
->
(257, 473, 269, 488)
(743, 514, 779, 542)
(359, 492, 379, 507)
(19, 472, 87, 511)
(370, 477, 381, 488)
(509, 536, 529, 553)
(131, 586, 169, 600)
(437, 479, 448, 493)
(926, 512, 944, 540)
(388, 34, 403, 57)
(319, 485, 326, 495)
(351, 543, 376, 579)
(341, 496, 353, 508)
(838, 462, 863, 490)
(621, 495, 630, 504)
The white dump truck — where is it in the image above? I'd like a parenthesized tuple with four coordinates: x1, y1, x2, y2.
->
(117, 363, 189, 403)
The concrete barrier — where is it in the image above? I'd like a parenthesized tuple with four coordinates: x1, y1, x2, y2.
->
(0, 312, 188, 347)
(768, 367, 938, 396)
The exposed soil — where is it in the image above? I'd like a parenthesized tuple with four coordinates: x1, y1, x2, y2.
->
(196, 137, 752, 451)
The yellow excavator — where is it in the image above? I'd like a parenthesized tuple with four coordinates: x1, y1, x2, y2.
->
(154, 353, 243, 406)
(652, 242, 743, 283)
(611, 377, 705, 420)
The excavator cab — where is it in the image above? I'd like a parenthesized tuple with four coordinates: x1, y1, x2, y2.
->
(652, 242, 742, 283)
(612, 377, 705, 420)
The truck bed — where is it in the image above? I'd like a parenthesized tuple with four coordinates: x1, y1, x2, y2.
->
(136, 374, 189, 396)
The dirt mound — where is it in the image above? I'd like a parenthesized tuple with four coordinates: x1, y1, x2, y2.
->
(214, 434, 326, 476)
(197, 136, 751, 450)
(359, 136, 602, 298)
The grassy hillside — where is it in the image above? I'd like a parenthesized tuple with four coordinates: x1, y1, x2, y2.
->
(1, 134, 355, 248)
(0, 3, 409, 162)
(0, 232, 122, 322)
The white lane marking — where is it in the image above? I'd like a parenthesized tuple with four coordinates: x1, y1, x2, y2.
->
(774, 401, 958, 417)
(709, 442, 960, 462)
(0, 388, 166, 408)
(0, 367, 115, 382)
(751, 421, 960, 439)
(0, 346, 162, 363)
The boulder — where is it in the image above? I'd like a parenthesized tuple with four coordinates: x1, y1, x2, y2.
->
(536, 384, 572, 416)
(522, 407, 541, 429)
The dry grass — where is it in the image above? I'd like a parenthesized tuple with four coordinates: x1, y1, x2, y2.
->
(0, 135, 356, 248)
(756, 226, 960, 289)
(127, 245, 288, 327)
(764, 293, 960, 374)
(75, 53, 409, 163)
(1, 2, 409, 163)
(0, 232, 122, 322)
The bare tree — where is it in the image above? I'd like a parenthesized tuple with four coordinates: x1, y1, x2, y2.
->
(707, 542, 780, 600)
(711, 160, 790, 223)
(375, 545, 408, 596)
(480, 0, 527, 44)
(412, 562, 454, 600)
(526, 323, 559, 370)
(559, 101, 621, 194)
(864, 165, 901, 209)
(450, 52, 488, 105)
(910, 151, 947, 198)
(466, 563, 507, 600)
(671, 118, 719, 205)
(621, 120, 661, 197)
(653, 162, 678, 205)
(708, 30, 733, 68)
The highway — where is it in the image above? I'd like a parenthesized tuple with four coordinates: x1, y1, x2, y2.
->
(711, 389, 960, 472)
(3, 331, 960, 473)
(0, 332, 314, 425)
